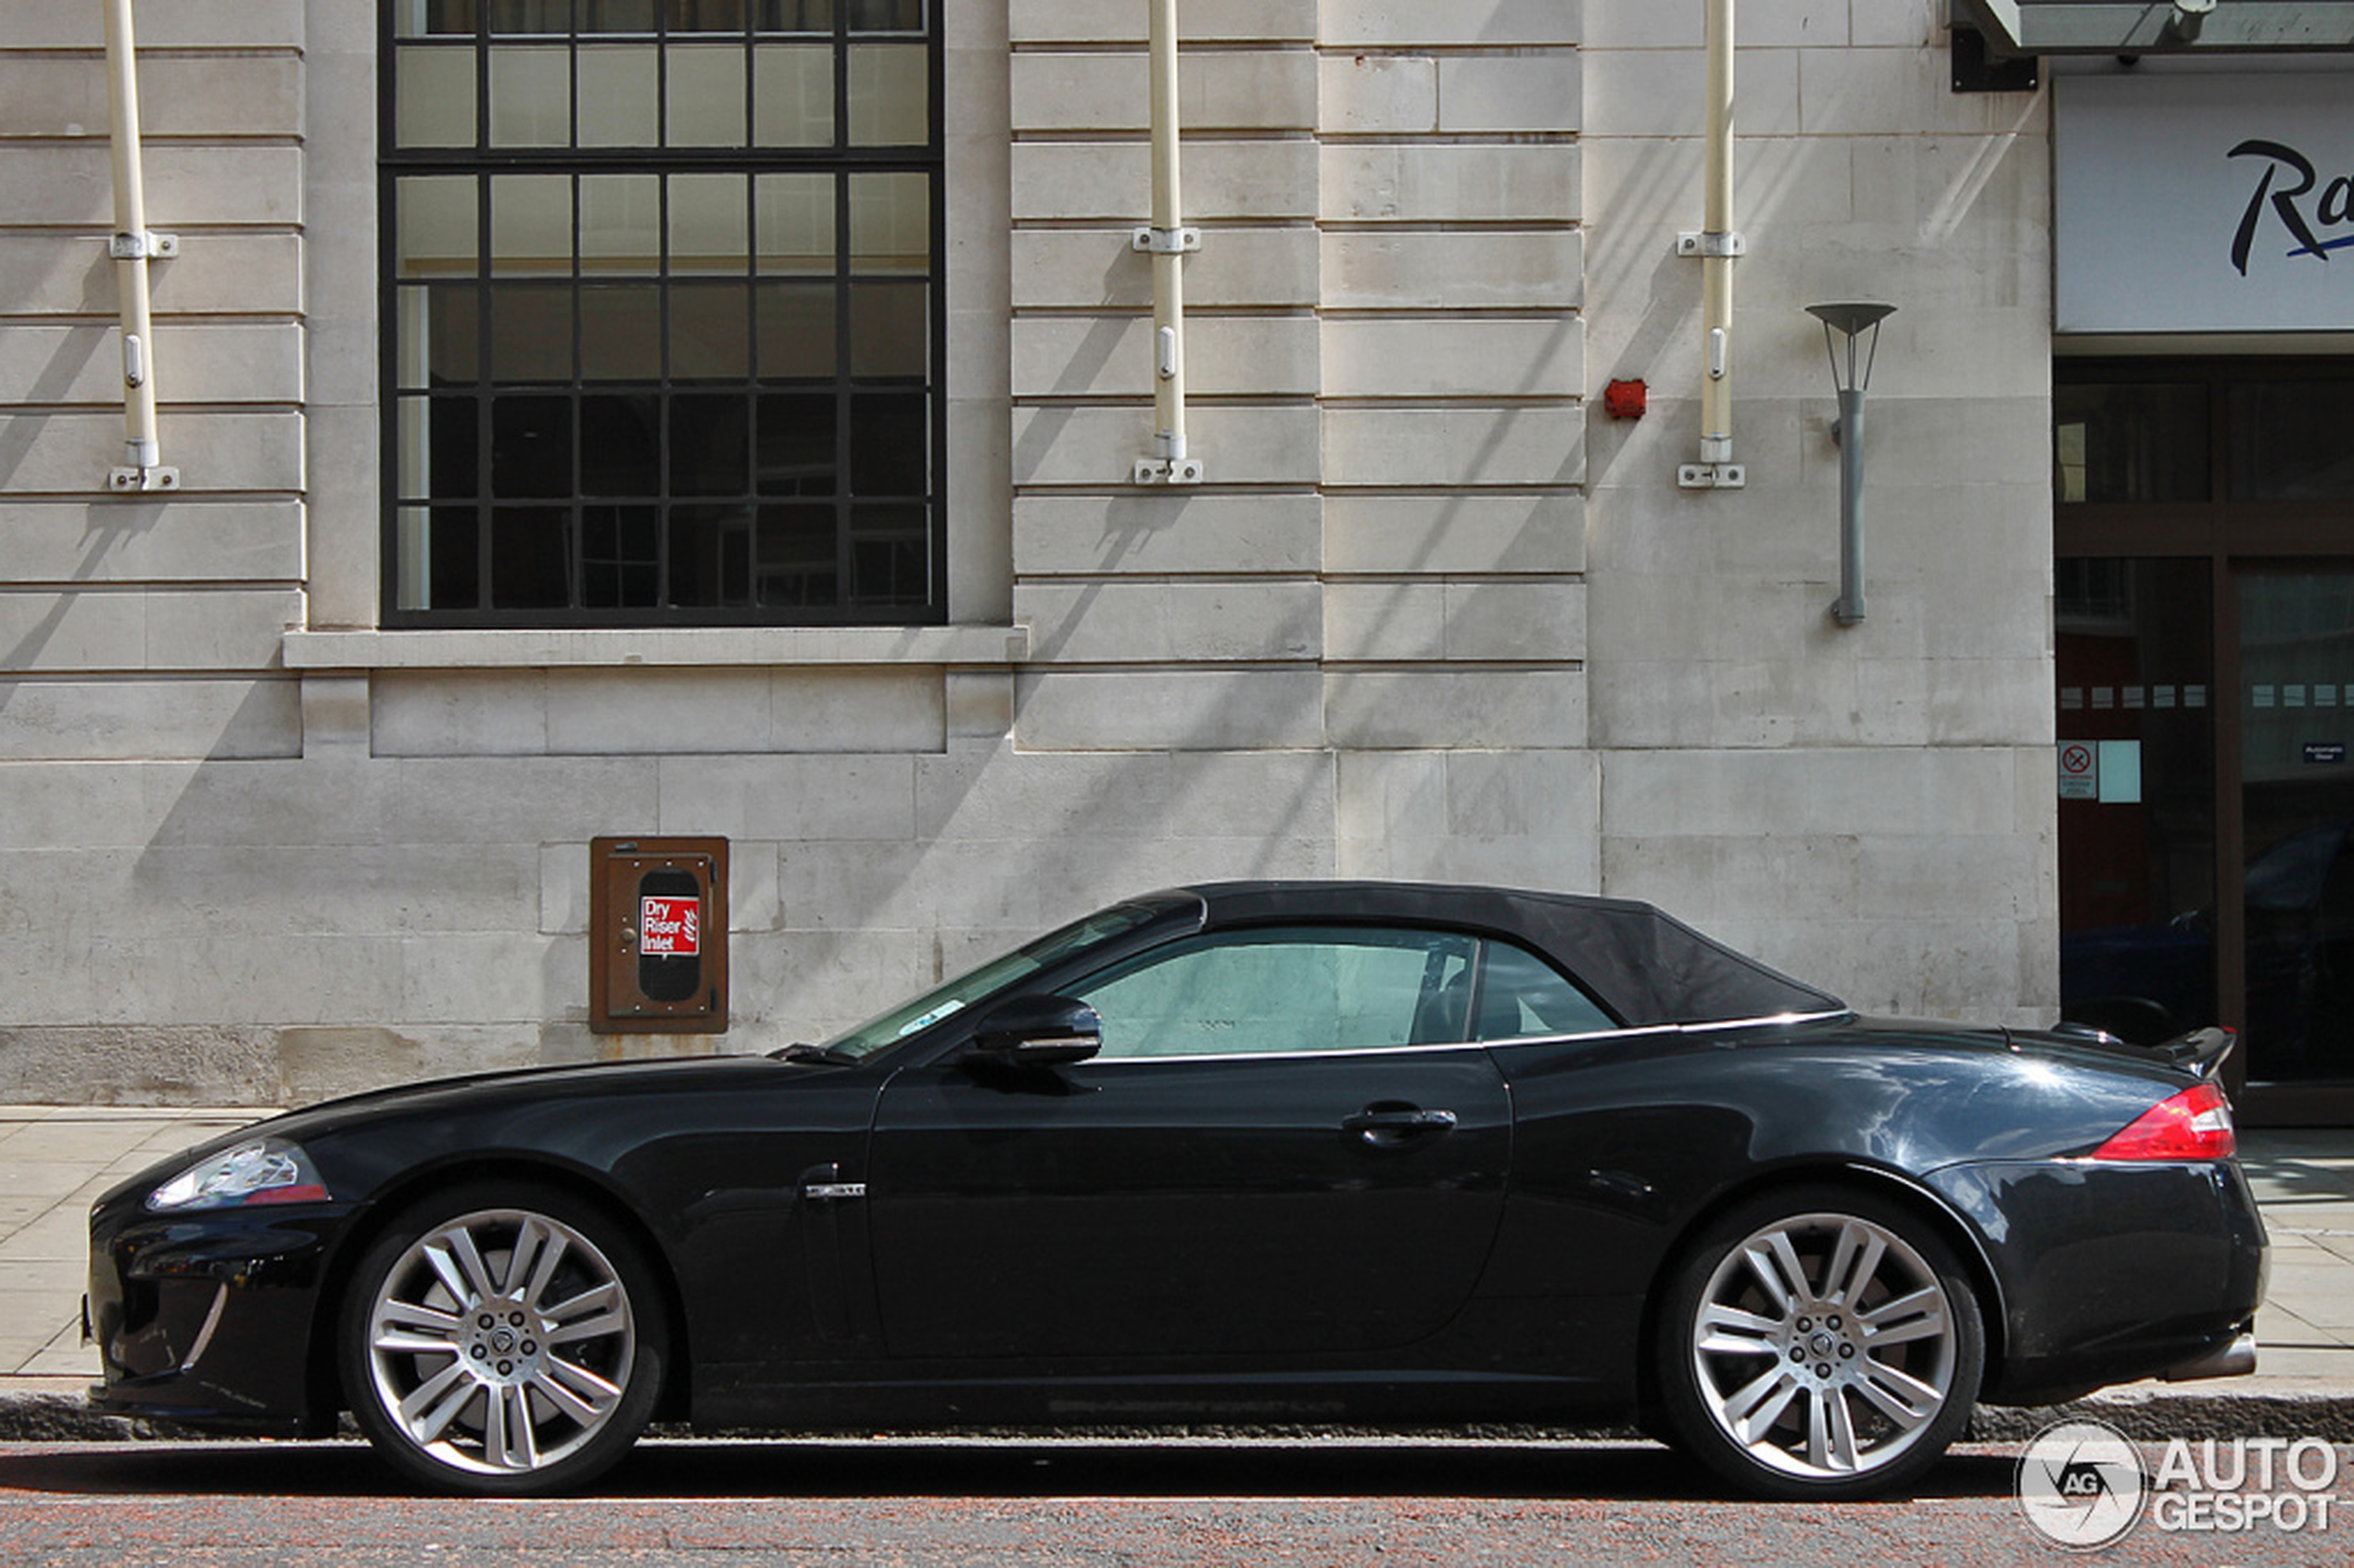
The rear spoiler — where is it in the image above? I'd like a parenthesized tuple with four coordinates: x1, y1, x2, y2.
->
(2159, 1026, 2236, 1080)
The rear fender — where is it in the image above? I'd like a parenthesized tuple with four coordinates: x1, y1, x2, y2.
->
(1633, 1161, 2012, 1422)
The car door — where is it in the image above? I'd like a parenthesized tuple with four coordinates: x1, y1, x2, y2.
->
(864, 924, 1513, 1360)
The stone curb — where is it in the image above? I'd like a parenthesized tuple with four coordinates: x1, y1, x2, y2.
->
(0, 1392, 188, 1444)
(1971, 1391, 2354, 1445)
(8, 1385, 2354, 1447)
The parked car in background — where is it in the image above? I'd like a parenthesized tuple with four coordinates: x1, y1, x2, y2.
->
(2065, 818, 2354, 1081)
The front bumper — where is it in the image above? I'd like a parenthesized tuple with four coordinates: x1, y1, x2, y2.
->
(1926, 1155, 2268, 1403)
(86, 1194, 355, 1436)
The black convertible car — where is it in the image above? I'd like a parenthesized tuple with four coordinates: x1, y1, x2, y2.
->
(87, 882, 2265, 1499)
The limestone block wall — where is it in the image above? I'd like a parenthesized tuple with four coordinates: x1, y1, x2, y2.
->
(0, 1, 2058, 1105)
(0, 1, 307, 764)
(0, 0, 1591, 1096)
(1581, 1, 2058, 1020)
(0, 2, 308, 1097)
(1006, 0, 1596, 890)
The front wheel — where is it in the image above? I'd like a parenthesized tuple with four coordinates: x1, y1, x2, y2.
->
(338, 1182, 666, 1496)
(1654, 1185, 1985, 1499)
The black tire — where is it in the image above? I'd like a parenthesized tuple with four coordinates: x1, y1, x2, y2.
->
(337, 1181, 667, 1496)
(1653, 1183, 1985, 1500)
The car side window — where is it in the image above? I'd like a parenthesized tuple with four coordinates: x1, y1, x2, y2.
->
(1068, 927, 1478, 1059)
(1474, 941, 1618, 1041)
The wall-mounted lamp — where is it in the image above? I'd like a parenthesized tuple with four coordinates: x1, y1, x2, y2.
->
(1804, 302, 1895, 628)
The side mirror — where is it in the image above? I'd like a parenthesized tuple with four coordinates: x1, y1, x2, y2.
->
(970, 994, 1103, 1067)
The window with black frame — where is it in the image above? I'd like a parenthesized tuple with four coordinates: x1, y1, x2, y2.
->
(382, 1, 942, 624)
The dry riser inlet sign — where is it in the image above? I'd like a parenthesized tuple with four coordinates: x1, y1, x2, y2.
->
(639, 895, 701, 957)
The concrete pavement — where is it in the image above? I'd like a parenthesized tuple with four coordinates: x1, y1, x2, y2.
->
(0, 1105, 259, 1384)
(3, 1104, 2352, 1438)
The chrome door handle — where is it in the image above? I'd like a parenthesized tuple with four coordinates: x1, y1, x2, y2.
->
(1343, 1107, 1458, 1145)
(800, 1162, 867, 1202)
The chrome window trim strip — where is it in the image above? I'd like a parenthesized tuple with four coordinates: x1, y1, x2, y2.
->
(1079, 1009, 1847, 1066)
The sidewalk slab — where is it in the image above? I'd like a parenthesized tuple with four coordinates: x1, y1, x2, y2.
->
(0, 1106, 265, 1382)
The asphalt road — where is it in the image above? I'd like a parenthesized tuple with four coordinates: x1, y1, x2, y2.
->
(0, 1435, 2346, 1567)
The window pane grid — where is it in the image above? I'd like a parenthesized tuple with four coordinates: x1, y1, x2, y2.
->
(396, 171, 920, 390)
(384, 1, 940, 624)
(390, 6, 926, 153)
(392, 3, 919, 41)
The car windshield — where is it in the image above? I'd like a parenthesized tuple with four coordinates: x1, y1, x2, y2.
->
(808, 894, 1198, 1061)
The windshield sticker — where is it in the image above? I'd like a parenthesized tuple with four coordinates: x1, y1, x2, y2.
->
(897, 999, 966, 1037)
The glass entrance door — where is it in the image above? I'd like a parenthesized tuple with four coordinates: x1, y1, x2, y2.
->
(2056, 560, 2354, 1101)
(2239, 570, 2354, 1085)
(2057, 360, 2354, 1121)
(2057, 559, 2217, 1046)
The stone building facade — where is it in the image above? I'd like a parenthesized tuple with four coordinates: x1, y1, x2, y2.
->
(0, 2, 2058, 1105)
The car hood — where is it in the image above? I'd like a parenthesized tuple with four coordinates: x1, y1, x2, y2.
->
(266, 1052, 813, 1137)
(106, 1054, 826, 1206)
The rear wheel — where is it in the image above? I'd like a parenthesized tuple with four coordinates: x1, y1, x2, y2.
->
(1655, 1185, 1984, 1499)
(338, 1182, 666, 1496)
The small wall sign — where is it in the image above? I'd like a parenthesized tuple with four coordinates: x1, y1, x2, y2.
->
(639, 895, 701, 956)
(2060, 742, 2097, 801)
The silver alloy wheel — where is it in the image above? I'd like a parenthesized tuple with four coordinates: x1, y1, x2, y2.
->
(1685, 1209, 1958, 1481)
(362, 1207, 637, 1477)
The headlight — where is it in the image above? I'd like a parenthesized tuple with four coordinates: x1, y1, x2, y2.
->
(146, 1137, 331, 1212)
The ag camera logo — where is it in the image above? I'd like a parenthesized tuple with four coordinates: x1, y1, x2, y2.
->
(2019, 1421, 2147, 1550)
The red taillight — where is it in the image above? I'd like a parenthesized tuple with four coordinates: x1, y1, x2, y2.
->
(2091, 1081, 2236, 1161)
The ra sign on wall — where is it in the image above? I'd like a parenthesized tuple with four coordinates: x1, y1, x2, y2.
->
(2056, 73, 2354, 335)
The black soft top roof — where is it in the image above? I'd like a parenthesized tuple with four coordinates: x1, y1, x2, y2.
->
(1175, 880, 1846, 1030)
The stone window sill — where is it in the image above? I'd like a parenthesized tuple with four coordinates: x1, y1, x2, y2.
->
(283, 626, 1030, 672)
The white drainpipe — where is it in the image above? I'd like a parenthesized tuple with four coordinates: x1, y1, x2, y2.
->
(1132, 0, 1203, 485)
(1677, 0, 1745, 490)
(103, 0, 179, 492)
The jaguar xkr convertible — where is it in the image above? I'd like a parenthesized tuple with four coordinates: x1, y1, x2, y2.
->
(88, 882, 2266, 1498)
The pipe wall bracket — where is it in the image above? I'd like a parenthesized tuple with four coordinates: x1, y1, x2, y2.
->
(108, 465, 182, 493)
(1133, 457, 1206, 486)
(1676, 231, 1747, 259)
(1131, 226, 1202, 255)
(108, 232, 179, 260)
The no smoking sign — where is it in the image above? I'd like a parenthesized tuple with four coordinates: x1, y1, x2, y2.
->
(2058, 742, 2097, 801)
